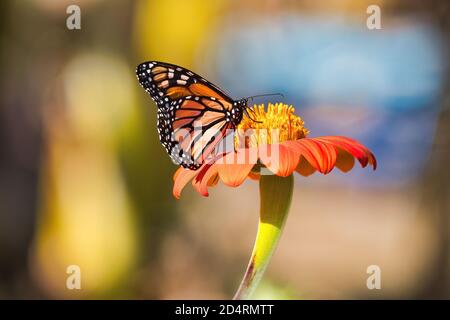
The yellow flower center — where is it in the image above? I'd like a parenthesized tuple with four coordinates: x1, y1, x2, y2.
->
(235, 103, 309, 148)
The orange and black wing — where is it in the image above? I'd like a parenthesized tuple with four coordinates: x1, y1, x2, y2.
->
(136, 61, 237, 170)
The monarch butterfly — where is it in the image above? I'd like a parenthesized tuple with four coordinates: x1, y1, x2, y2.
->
(136, 61, 253, 170)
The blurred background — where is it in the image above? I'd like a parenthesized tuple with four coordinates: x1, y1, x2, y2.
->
(0, 0, 449, 299)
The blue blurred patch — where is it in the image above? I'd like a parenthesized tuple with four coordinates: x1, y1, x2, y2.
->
(210, 14, 445, 187)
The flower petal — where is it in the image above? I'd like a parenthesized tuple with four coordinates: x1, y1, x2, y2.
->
(296, 156, 316, 176)
(248, 171, 260, 180)
(208, 173, 220, 186)
(283, 140, 320, 171)
(173, 166, 201, 199)
(284, 139, 337, 174)
(316, 136, 377, 170)
(192, 163, 218, 197)
(259, 143, 300, 177)
(334, 148, 355, 172)
(217, 150, 256, 187)
(312, 139, 337, 174)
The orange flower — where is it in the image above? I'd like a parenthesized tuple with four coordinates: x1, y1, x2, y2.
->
(173, 103, 376, 199)
(170, 102, 377, 299)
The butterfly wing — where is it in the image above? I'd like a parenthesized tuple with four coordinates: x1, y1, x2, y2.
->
(136, 61, 237, 169)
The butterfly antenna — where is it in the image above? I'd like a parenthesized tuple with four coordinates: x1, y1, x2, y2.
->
(245, 93, 284, 101)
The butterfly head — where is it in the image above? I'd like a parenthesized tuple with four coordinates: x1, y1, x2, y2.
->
(237, 93, 284, 124)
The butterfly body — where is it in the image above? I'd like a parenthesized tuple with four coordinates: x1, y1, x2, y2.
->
(136, 61, 247, 170)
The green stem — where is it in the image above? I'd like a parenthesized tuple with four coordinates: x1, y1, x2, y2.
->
(233, 174, 294, 300)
